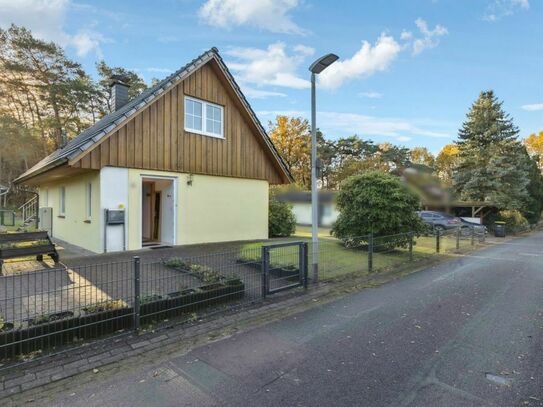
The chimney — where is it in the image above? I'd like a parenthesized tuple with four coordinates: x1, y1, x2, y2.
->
(109, 75, 129, 112)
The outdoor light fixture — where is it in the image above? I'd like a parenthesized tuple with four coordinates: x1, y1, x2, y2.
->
(309, 54, 339, 74)
(309, 53, 339, 283)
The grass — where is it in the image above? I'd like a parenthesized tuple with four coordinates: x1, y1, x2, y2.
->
(239, 226, 477, 281)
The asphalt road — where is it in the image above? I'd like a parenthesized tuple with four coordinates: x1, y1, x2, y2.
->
(31, 232, 543, 406)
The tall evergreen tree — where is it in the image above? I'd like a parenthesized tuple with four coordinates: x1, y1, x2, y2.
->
(454, 91, 529, 209)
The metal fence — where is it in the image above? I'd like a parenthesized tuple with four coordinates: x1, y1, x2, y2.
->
(0, 210, 16, 227)
(0, 227, 485, 362)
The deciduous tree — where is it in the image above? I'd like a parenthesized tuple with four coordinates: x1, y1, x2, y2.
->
(523, 131, 543, 171)
(268, 116, 311, 188)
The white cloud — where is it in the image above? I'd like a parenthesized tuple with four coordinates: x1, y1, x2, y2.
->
(410, 18, 448, 55)
(258, 110, 450, 139)
(199, 0, 305, 34)
(359, 91, 383, 99)
(241, 87, 287, 99)
(483, 0, 529, 21)
(400, 30, 413, 41)
(521, 103, 543, 111)
(396, 135, 412, 142)
(0, 0, 105, 56)
(226, 19, 446, 95)
(319, 34, 402, 89)
(293, 44, 315, 56)
(226, 42, 311, 89)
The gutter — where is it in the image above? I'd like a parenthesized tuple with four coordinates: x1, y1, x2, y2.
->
(13, 158, 69, 185)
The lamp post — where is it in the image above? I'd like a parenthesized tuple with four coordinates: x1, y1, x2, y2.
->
(308, 53, 339, 283)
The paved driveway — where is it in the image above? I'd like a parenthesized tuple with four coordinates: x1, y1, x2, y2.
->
(26, 230, 543, 406)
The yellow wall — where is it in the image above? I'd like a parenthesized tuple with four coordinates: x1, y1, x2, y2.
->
(38, 172, 101, 253)
(127, 169, 268, 249)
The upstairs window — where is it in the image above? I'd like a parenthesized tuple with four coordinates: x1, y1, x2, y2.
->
(184, 96, 223, 138)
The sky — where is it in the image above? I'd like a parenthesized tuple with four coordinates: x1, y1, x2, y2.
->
(0, 0, 541, 154)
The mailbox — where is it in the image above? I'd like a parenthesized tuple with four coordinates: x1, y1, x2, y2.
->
(106, 209, 125, 225)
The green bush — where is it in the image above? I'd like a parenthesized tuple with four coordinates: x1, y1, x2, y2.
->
(331, 171, 426, 248)
(269, 199, 296, 237)
(164, 257, 189, 269)
(496, 209, 529, 233)
(188, 264, 224, 284)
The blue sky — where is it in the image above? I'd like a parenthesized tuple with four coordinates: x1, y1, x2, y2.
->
(1, 0, 541, 154)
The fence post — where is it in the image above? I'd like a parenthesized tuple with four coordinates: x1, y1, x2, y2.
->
(471, 227, 475, 246)
(436, 230, 440, 253)
(368, 233, 373, 273)
(301, 242, 309, 289)
(456, 227, 460, 250)
(133, 256, 141, 331)
(408, 231, 413, 261)
(261, 246, 268, 298)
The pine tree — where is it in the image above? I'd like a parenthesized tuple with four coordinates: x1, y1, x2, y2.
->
(454, 91, 529, 209)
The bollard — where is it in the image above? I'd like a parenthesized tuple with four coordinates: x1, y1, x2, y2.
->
(436, 230, 440, 253)
(471, 227, 475, 246)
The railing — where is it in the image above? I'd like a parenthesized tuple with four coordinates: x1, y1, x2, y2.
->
(0, 227, 486, 363)
(18, 195, 38, 226)
(0, 245, 271, 361)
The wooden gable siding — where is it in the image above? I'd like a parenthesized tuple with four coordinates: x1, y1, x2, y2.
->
(72, 62, 285, 184)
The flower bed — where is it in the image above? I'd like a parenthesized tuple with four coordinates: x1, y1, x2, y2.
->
(140, 278, 245, 324)
(0, 307, 133, 359)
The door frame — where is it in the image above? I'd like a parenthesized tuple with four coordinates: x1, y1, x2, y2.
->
(139, 175, 177, 248)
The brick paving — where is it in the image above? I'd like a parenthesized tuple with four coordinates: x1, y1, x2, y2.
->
(0, 284, 323, 401)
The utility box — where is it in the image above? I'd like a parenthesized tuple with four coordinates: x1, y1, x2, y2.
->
(39, 207, 53, 234)
(104, 209, 126, 253)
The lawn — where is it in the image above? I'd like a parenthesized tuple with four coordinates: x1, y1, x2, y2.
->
(239, 227, 449, 281)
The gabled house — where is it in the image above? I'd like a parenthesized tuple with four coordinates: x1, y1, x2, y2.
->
(15, 48, 292, 253)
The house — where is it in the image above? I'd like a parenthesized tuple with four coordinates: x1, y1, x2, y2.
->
(276, 189, 487, 228)
(275, 191, 338, 227)
(14, 48, 292, 253)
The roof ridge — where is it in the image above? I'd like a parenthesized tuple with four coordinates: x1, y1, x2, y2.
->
(15, 46, 292, 184)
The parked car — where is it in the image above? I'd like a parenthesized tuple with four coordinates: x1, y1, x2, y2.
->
(417, 211, 463, 232)
(460, 218, 487, 235)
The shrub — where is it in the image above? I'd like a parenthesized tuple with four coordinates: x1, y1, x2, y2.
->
(83, 299, 126, 314)
(164, 257, 189, 269)
(496, 209, 529, 233)
(189, 264, 224, 284)
(331, 171, 426, 248)
(269, 199, 296, 237)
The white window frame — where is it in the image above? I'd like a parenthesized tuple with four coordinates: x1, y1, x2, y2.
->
(85, 183, 92, 221)
(184, 96, 224, 139)
(59, 186, 66, 216)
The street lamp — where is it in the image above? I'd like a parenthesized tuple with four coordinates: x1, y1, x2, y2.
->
(309, 53, 338, 283)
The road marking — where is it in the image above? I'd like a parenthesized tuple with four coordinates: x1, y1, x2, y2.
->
(518, 252, 540, 257)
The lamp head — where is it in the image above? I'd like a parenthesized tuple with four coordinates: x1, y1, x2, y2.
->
(309, 53, 339, 74)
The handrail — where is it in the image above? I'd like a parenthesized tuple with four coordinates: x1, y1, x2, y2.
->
(18, 195, 37, 211)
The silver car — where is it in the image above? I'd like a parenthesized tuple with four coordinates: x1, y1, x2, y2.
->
(417, 211, 463, 232)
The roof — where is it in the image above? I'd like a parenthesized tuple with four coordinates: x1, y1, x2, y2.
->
(15, 47, 292, 184)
